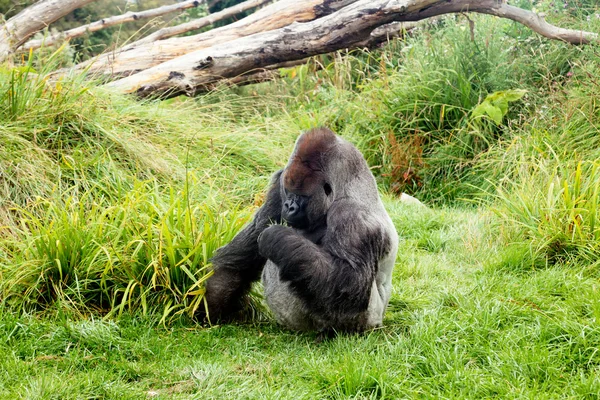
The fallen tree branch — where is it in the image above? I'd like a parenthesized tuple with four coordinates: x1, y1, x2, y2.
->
(130, 0, 272, 46)
(197, 22, 417, 93)
(19, 0, 207, 52)
(104, 0, 597, 98)
(485, 3, 597, 44)
(383, 0, 598, 45)
(0, 0, 98, 62)
(65, 0, 358, 78)
(198, 59, 310, 92)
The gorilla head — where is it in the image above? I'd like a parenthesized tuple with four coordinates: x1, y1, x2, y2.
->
(204, 127, 398, 333)
(280, 128, 336, 230)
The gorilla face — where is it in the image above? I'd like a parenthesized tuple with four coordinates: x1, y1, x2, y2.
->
(280, 181, 333, 230)
(281, 191, 309, 228)
(280, 130, 337, 230)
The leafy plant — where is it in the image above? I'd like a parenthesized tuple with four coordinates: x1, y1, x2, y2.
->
(471, 89, 527, 125)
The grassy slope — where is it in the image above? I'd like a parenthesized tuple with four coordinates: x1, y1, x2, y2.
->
(1, 6, 600, 399)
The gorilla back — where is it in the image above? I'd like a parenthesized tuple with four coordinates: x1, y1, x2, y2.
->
(205, 127, 398, 332)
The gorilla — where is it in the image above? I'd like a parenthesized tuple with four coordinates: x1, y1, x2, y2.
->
(204, 127, 398, 333)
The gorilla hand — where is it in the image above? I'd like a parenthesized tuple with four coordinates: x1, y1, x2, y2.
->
(257, 224, 318, 282)
(257, 225, 291, 260)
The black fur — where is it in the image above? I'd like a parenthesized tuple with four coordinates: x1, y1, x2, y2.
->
(203, 171, 282, 320)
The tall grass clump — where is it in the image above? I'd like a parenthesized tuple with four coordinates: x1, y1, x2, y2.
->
(0, 47, 289, 215)
(493, 158, 600, 265)
(0, 49, 181, 214)
(1, 182, 251, 323)
(0, 48, 86, 123)
(365, 14, 586, 202)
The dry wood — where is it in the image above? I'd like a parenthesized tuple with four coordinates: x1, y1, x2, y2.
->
(193, 22, 416, 94)
(129, 0, 272, 46)
(196, 59, 310, 92)
(67, 0, 358, 78)
(487, 3, 597, 44)
(195, 21, 417, 93)
(20, 0, 206, 52)
(0, 0, 97, 62)
(104, 0, 597, 98)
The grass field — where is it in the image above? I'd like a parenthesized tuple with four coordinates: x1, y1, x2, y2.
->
(1, 5, 600, 399)
(2, 205, 599, 398)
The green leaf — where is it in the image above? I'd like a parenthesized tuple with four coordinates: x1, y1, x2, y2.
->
(471, 89, 527, 125)
(501, 89, 527, 102)
(472, 101, 503, 124)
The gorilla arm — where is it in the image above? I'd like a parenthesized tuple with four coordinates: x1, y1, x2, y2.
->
(257, 203, 390, 330)
(203, 171, 283, 320)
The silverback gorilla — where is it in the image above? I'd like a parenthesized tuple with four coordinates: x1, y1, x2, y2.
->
(204, 127, 398, 332)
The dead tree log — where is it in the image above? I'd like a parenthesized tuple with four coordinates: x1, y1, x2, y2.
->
(197, 59, 311, 92)
(129, 0, 272, 46)
(104, 0, 598, 98)
(193, 21, 417, 94)
(67, 0, 358, 78)
(0, 0, 98, 62)
(19, 0, 207, 52)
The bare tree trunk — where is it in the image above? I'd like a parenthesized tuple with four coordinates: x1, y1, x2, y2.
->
(104, 0, 598, 98)
(19, 0, 207, 52)
(0, 0, 97, 62)
(67, 0, 357, 78)
(488, 3, 597, 43)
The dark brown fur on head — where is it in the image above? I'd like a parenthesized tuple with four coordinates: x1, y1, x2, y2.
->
(283, 127, 337, 195)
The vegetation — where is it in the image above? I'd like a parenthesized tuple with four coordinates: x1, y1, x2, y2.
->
(1, 2, 600, 397)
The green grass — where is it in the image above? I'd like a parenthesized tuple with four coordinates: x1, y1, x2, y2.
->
(1, 3, 600, 398)
(492, 159, 600, 265)
(1, 205, 599, 398)
(2, 187, 254, 322)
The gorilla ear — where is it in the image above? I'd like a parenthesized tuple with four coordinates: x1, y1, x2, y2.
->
(323, 183, 332, 196)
